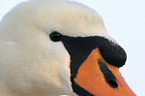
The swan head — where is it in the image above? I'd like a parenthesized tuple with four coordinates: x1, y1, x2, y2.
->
(0, 0, 135, 96)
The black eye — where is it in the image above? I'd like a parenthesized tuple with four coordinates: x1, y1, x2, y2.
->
(50, 31, 62, 42)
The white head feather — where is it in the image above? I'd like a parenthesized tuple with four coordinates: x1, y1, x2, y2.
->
(0, 0, 109, 96)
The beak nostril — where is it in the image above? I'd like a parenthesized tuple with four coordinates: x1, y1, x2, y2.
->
(98, 60, 118, 88)
(108, 80, 118, 88)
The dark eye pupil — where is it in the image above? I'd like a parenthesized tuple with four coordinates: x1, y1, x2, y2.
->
(50, 31, 62, 42)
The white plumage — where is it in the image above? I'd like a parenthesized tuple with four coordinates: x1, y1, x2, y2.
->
(0, 0, 109, 96)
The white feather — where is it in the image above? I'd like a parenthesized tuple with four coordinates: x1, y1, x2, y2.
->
(0, 0, 109, 96)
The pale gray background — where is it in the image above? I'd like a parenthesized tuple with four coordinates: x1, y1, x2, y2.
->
(0, 0, 144, 96)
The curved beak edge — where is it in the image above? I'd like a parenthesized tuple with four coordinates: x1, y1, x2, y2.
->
(74, 48, 136, 96)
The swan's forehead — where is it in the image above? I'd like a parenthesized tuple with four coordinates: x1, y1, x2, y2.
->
(11, 0, 109, 37)
(49, 6, 108, 37)
(44, 1, 108, 37)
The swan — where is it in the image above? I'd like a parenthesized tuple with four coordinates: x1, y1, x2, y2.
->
(0, 0, 136, 96)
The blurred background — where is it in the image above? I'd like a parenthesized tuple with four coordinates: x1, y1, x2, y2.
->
(0, 0, 145, 96)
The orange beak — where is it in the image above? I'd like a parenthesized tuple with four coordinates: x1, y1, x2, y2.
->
(74, 48, 136, 96)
